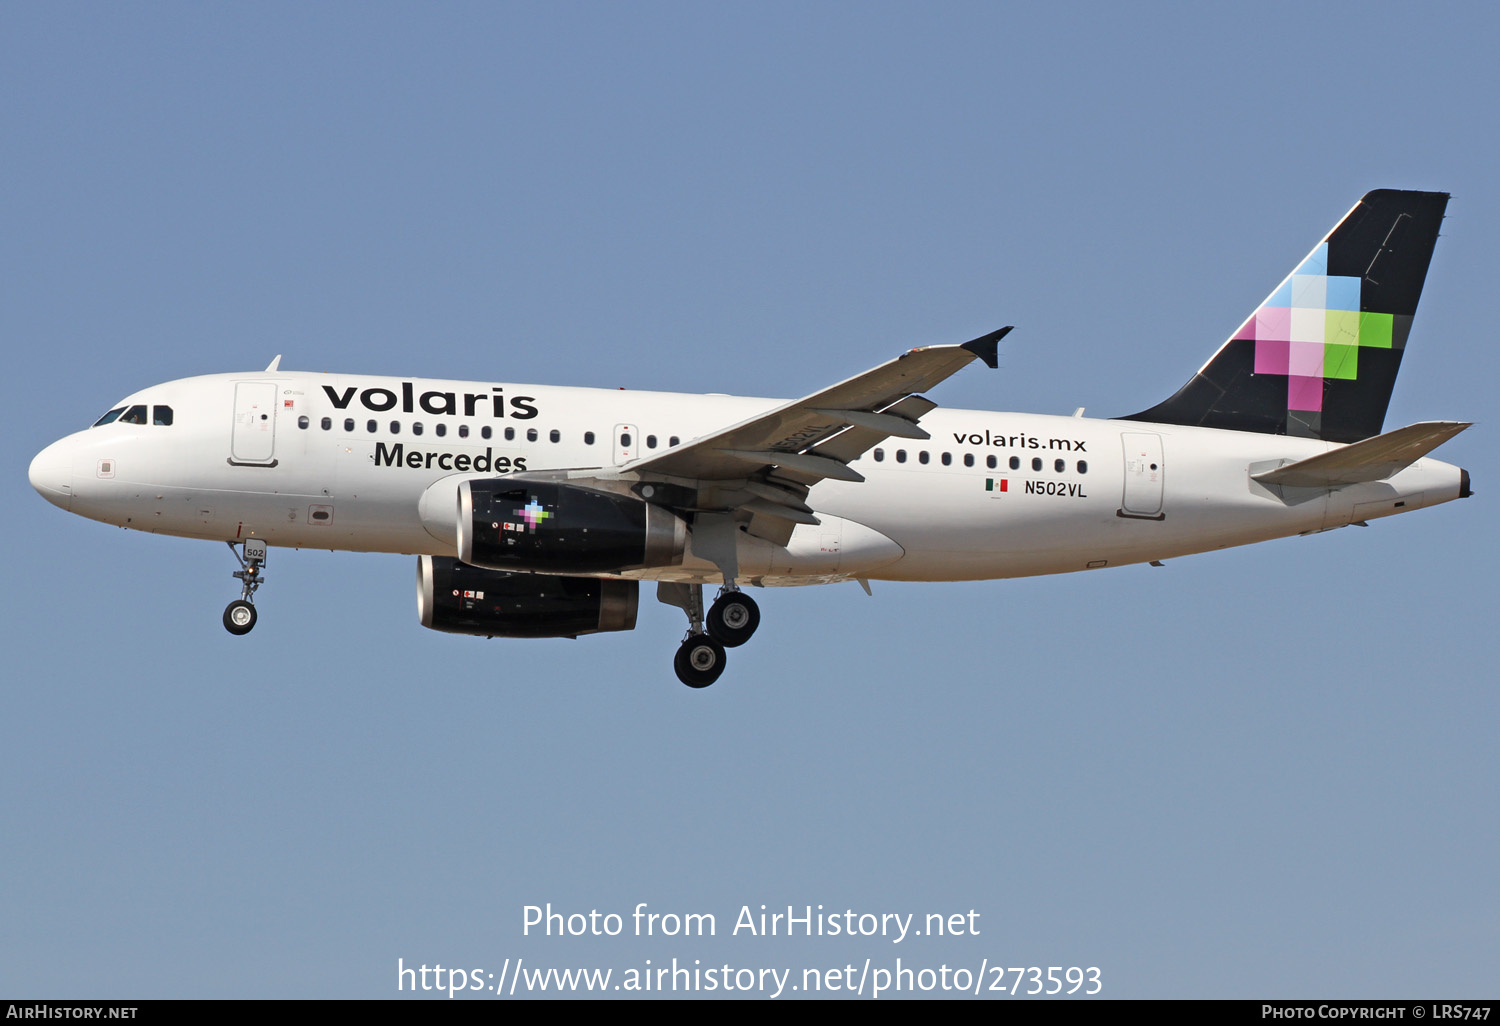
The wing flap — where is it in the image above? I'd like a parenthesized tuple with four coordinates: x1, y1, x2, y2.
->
(740, 498, 821, 526)
(718, 448, 867, 482)
(807, 407, 930, 439)
(807, 395, 938, 465)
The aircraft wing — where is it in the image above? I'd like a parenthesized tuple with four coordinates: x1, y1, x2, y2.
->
(620, 327, 1010, 490)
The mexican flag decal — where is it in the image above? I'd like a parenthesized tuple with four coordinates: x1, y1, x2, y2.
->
(985, 478, 1008, 493)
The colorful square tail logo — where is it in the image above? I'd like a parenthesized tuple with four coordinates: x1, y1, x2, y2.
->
(1233, 242, 1393, 414)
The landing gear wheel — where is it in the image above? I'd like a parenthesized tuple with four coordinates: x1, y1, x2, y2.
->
(674, 634, 726, 688)
(223, 599, 257, 636)
(706, 591, 760, 647)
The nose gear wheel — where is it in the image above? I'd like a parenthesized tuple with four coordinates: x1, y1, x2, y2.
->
(223, 600, 257, 635)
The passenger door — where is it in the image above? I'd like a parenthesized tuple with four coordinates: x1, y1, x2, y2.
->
(231, 382, 278, 465)
(1120, 432, 1164, 519)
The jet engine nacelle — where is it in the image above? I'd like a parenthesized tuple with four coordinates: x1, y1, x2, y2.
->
(417, 556, 638, 638)
(457, 480, 688, 573)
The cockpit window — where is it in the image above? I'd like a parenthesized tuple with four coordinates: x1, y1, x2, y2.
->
(153, 405, 173, 426)
(118, 405, 148, 425)
(93, 407, 126, 427)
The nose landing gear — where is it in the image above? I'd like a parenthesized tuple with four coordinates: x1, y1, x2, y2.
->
(223, 539, 266, 636)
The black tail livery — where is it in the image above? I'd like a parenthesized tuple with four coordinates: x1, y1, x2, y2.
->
(1125, 189, 1448, 443)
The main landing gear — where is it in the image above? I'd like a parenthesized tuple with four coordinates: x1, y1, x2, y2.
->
(223, 539, 267, 636)
(706, 588, 760, 648)
(674, 633, 727, 689)
(662, 583, 761, 688)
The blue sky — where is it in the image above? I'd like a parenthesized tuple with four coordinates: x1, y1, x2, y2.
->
(3, 2, 1495, 998)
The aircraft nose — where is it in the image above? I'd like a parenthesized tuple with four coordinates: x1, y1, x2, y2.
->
(29, 439, 74, 511)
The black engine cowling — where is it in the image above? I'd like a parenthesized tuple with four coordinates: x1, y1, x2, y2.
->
(457, 480, 686, 573)
(417, 556, 638, 638)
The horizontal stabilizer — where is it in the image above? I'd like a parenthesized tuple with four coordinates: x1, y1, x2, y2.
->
(1252, 421, 1470, 488)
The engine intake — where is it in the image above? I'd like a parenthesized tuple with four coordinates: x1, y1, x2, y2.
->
(458, 480, 686, 573)
(417, 556, 638, 638)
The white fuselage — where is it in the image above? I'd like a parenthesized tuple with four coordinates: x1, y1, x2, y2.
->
(29, 370, 1466, 586)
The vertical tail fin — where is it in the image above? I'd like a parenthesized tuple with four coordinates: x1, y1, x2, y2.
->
(1123, 189, 1448, 442)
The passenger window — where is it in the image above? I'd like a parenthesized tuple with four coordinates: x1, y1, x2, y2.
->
(345, 418, 355, 432)
(526, 428, 537, 442)
(1055, 458, 1065, 472)
(1078, 460, 1088, 473)
(413, 422, 424, 436)
(669, 436, 680, 446)
(941, 452, 952, 466)
(918, 451, 929, 464)
(93, 407, 125, 427)
(1032, 457, 1042, 471)
(963, 453, 974, 467)
(504, 427, 514, 441)
(390, 421, 401, 434)
(119, 405, 148, 425)
(297, 415, 309, 429)
(584, 431, 595, 445)
(550, 429, 560, 443)
(482, 426, 492, 439)
(987, 455, 998, 470)
(873, 448, 885, 462)
(621, 432, 632, 447)
(1009, 456, 1020, 470)
(367, 419, 377, 433)
(646, 434, 657, 449)
(459, 424, 469, 438)
(896, 450, 907, 463)
(153, 406, 173, 426)
(321, 417, 331, 430)
(435, 423, 446, 437)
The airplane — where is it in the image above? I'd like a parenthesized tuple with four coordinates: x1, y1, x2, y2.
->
(28, 189, 1472, 687)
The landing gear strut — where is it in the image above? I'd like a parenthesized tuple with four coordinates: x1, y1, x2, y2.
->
(223, 539, 266, 636)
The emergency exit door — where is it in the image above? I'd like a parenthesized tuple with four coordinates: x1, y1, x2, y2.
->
(614, 424, 638, 465)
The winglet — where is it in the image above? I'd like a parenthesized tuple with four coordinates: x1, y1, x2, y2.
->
(960, 326, 1011, 369)
(264, 355, 283, 372)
